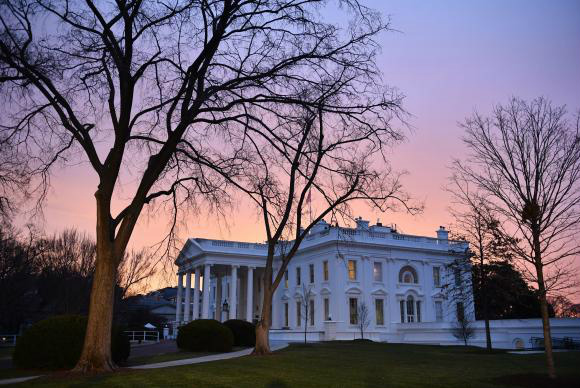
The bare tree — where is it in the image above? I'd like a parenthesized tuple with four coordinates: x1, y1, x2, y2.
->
(0, 0, 396, 371)
(298, 284, 314, 344)
(452, 97, 580, 378)
(452, 314, 475, 346)
(225, 100, 417, 354)
(356, 301, 370, 340)
(447, 178, 519, 351)
(117, 249, 157, 299)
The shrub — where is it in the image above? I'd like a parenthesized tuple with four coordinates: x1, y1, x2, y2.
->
(177, 319, 233, 352)
(223, 319, 256, 347)
(13, 315, 130, 369)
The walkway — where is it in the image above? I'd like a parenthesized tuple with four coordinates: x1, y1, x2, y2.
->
(0, 341, 289, 385)
(129, 341, 288, 370)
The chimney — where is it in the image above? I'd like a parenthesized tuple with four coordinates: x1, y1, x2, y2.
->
(436, 226, 449, 240)
(355, 217, 369, 229)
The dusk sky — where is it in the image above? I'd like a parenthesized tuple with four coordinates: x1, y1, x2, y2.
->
(35, 0, 580, 288)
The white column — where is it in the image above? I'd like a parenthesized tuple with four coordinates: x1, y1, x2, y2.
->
(246, 267, 254, 322)
(193, 267, 201, 320)
(202, 264, 211, 318)
(230, 265, 238, 320)
(175, 272, 184, 323)
(184, 271, 192, 322)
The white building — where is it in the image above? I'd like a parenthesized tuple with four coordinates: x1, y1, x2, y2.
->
(174, 218, 580, 348)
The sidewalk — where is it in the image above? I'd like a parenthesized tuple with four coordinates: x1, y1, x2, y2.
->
(129, 341, 288, 370)
(0, 341, 289, 385)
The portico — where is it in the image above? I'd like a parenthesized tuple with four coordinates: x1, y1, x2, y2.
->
(174, 238, 269, 324)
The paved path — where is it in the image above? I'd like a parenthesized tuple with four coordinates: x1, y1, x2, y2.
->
(0, 341, 289, 385)
(129, 341, 289, 369)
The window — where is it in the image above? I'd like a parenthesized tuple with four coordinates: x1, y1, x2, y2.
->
(296, 267, 301, 286)
(323, 260, 329, 281)
(416, 301, 421, 323)
(309, 299, 315, 326)
(400, 300, 405, 323)
(296, 301, 302, 326)
(309, 264, 315, 284)
(284, 303, 289, 327)
(349, 298, 358, 324)
(406, 296, 415, 322)
(433, 267, 441, 287)
(284, 270, 288, 288)
(375, 299, 384, 325)
(348, 260, 357, 281)
(399, 265, 418, 284)
(456, 302, 465, 321)
(454, 268, 461, 286)
(324, 298, 330, 320)
(435, 301, 443, 322)
(373, 262, 383, 282)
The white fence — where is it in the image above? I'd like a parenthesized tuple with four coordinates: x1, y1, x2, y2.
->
(124, 330, 160, 343)
(0, 334, 18, 347)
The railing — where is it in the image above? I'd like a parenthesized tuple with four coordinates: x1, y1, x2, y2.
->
(530, 336, 580, 350)
(124, 330, 160, 343)
(0, 334, 18, 347)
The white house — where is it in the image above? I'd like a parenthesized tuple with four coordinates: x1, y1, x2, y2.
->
(174, 218, 580, 349)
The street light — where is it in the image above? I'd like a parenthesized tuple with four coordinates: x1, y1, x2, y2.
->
(222, 299, 229, 313)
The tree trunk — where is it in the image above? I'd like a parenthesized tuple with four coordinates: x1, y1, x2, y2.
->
(253, 289, 272, 355)
(73, 190, 121, 372)
(537, 266, 556, 379)
(533, 225, 556, 379)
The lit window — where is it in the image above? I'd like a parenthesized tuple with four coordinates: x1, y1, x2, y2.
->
(284, 303, 289, 327)
(348, 260, 357, 281)
(433, 267, 441, 287)
(309, 299, 315, 326)
(296, 301, 301, 326)
(399, 266, 418, 284)
(284, 270, 288, 288)
(375, 299, 384, 325)
(309, 264, 315, 284)
(323, 260, 329, 281)
(435, 301, 443, 322)
(324, 298, 330, 320)
(296, 267, 301, 286)
(349, 298, 358, 325)
(373, 262, 383, 282)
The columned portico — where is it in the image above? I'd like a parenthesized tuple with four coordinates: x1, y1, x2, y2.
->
(246, 266, 254, 322)
(202, 264, 211, 318)
(193, 267, 201, 319)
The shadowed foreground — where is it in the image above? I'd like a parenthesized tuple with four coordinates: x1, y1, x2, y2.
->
(6, 341, 580, 388)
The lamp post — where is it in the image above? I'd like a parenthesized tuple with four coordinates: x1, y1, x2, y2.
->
(222, 299, 229, 321)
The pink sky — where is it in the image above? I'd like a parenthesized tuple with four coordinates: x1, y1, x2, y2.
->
(32, 1, 580, 293)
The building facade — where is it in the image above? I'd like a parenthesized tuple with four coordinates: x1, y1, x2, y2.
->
(174, 219, 475, 340)
(174, 218, 580, 348)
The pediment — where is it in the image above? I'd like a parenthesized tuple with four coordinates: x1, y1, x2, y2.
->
(370, 288, 388, 296)
(345, 286, 362, 295)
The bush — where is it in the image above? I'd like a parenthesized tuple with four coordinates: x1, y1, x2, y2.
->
(177, 319, 233, 352)
(13, 315, 130, 369)
(223, 319, 256, 347)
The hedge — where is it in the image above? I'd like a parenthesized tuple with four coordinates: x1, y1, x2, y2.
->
(13, 315, 130, 369)
(223, 319, 256, 347)
(177, 319, 233, 352)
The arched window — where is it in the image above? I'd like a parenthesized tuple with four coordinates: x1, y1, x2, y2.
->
(400, 295, 422, 323)
(399, 265, 418, 284)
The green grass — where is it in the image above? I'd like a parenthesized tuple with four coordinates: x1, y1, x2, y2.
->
(4, 341, 580, 388)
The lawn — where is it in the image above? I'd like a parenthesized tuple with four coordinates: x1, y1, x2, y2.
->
(5, 341, 580, 388)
